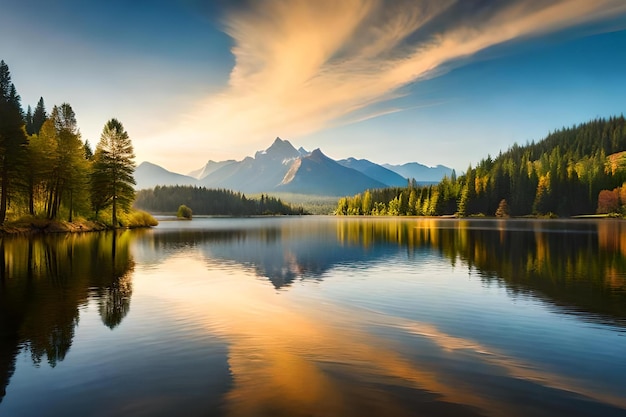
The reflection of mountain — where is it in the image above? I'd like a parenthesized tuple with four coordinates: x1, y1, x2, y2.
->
(135, 220, 399, 289)
(0, 232, 136, 403)
(136, 218, 626, 327)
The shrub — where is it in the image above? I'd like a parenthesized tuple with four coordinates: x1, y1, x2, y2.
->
(120, 210, 159, 227)
(177, 204, 193, 219)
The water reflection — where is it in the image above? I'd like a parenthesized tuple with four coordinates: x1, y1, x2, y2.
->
(2, 217, 626, 416)
(136, 219, 391, 289)
(142, 218, 626, 326)
(0, 231, 135, 403)
(136, 217, 626, 416)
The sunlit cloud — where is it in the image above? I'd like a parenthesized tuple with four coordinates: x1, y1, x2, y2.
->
(146, 0, 626, 163)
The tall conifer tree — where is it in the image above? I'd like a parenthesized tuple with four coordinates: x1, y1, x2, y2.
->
(0, 60, 28, 224)
(91, 119, 135, 226)
(32, 97, 47, 134)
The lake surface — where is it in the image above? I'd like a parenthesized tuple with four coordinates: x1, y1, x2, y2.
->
(1, 216, 625, 417)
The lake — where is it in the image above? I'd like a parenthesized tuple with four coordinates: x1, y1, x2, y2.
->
(1, 216, 625, 417)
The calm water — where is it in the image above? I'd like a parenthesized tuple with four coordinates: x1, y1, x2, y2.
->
(1, 217, 625, 417)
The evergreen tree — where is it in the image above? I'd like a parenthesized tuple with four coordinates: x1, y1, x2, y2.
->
(83, 139, 93, 160)
(25, 105, 33, 135)
(26, 119, 57, 215)
(91, 119, 136, 226)
(31, 97, 47, 134)
(46, 104, 88, 220)
(0, 60, 28, 224)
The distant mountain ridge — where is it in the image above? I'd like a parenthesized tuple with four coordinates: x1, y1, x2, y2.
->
(134, 162, 197, 190)
(382, 162, 453, 183)
(188, 160, 236, 180)
(135, 137, 452, 196)
(337, 158, 408, 187)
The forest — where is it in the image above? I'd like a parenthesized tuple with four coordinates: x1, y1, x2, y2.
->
(134, 185, 305, 216)
(336, 116, 626, 217)
(0, 60, 153, 228)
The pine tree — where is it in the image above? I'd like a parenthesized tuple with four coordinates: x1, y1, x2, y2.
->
(25, 105, 33, 134)
(91, 119, 136, 226)
(32, 97, 47, 134)
(495, 199, 510, 217)
(0, 60, 28, 224)
(46, 104, 87, 220)
(83, 139, 93, 160)
(26, 119, 57, 216)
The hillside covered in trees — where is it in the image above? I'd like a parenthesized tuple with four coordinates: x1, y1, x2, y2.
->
(337, 116, 626, 217)
(0, 60, 154, 228)
(134, 185, 305, 216)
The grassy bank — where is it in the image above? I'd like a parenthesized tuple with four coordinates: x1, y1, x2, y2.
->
(0, 210, 158, 235)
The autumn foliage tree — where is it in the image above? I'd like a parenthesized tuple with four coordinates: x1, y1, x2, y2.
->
(597, 189, 620, 214)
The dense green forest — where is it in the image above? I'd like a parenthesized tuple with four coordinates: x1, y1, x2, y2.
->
(336, 116, 626, 217)
(134, 185, 306, 216)
(0, 60, 154, 227)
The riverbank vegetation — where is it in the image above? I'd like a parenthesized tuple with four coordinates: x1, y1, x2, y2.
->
(0, 60, 157, 231)
(135, 185, 306, 216)
(336, 116, 626, 217)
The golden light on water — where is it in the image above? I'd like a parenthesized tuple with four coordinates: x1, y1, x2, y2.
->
(133, 238, 626, 417)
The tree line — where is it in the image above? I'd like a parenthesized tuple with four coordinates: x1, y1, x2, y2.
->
(134, 185, 305, 216)
(336, 115, 626, 217)
(0, 60, 139, 226)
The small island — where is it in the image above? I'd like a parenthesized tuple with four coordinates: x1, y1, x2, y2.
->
(177, 204, 193, 219)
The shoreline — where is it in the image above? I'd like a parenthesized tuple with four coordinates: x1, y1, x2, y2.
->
(0, 219, 151, 235)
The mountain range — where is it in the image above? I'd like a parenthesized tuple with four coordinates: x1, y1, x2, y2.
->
(134, 138, 452, 196)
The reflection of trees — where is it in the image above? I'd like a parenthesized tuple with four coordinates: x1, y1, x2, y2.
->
(93, 233, 135, 329)
(140, 225, 383, 289)
(0, 231, 135, 403)
(98, 273, 133, 329)
(139, 219, 626, 325)
(335, 218, 626, 325)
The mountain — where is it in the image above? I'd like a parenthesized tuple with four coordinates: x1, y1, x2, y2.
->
(199, 137, 302, 193)
(196, 138, 384, 196)
(137, 137, 450, 196)
(338, 157, 407, 187)
(135, 162, 197, 190)
(278, 149, 387, 195)
(382, 162, 453, 183)
(188, 159, 236, 180)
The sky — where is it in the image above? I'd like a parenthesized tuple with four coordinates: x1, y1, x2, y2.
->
(2, 0, 626, 174)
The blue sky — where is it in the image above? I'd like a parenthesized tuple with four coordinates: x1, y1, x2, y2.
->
(2, 0, 626, 174)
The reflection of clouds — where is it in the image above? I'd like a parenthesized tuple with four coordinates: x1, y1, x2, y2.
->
(395, 321, 626, 411)
(138, 255, 626, 417)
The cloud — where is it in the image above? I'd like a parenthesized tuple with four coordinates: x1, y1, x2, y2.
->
(151, 0, 626, 160)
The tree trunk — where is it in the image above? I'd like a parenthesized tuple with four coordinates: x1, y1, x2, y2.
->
(28, 181, 34, 216)
(112, 195, 117, 228)
(68, 189, 73, 222)
(0, 165, 8, 225)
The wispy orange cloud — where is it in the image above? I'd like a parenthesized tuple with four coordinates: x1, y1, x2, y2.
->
(144, 0, 626, 164)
